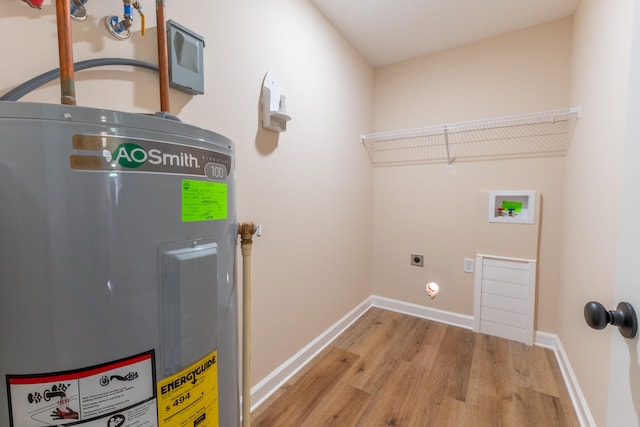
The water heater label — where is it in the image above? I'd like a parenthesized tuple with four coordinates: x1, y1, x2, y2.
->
(157, 350, 218, 427)
(6, 350, 158, 427)
(182, 180, 227, 222)
(70, 134, 231, 181)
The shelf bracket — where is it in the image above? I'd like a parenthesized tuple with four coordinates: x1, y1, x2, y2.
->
(262, 71, 291, 133)
(444, 125, 452, 168)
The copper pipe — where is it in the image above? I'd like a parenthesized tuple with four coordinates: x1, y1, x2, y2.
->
(55, 0, 76, 105)
(156, 0, 170, 112)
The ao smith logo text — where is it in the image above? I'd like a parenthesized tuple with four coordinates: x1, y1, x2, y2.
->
(160, 354, 217, 395)
(108, 142, 200, 169)
(70, 134, 231, 181)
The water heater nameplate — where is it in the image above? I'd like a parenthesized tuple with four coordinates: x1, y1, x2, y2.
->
(70, 134, 230, 180)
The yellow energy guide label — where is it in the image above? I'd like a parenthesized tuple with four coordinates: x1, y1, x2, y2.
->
(157, 351, 219, 427)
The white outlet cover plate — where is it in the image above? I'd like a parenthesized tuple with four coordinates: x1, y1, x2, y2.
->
(464, 258, 474, 273)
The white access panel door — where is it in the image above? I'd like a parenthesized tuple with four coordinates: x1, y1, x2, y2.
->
(473, 254, 537, 345)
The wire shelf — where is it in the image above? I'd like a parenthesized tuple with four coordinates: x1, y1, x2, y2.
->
(361, 107, 580, 167)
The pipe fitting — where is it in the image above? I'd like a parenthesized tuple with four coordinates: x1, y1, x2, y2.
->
(105, 15, 132, 40)
(105, 0, 143, 40)
(105, 17, 130, 40)
(70, 0, 88, 21)
(238, 222, 257, 245)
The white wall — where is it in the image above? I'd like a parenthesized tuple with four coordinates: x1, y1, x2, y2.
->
(0, 0, 374, 388)
(371, 18, 573, 333)
(560, 0, 634, 424)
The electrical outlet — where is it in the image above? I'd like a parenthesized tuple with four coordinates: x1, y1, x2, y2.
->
(464, 258, 474, 273)
(411, 253, 424, 267)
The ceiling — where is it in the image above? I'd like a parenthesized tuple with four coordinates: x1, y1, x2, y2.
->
(311, 0, 579, 67)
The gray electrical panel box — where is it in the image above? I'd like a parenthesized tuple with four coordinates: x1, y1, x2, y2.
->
(167, 20, 205, 95)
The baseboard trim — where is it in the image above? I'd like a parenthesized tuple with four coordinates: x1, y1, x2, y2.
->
(371, 295, 474, 330)
(250, 296, 372, 411)
(535, 331, 595, 427)
(534, 330, 558, 349)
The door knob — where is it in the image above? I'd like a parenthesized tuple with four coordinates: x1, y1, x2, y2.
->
(584, 301, 638, 339)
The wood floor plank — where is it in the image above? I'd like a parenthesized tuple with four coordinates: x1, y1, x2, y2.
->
(508, 340, 560, 397)
(340, 309, 412, 356)
(499, 386, 575, 427)
(252, 347, 359, 426)
(250, 345, 336, 421)
(355, 359, 430, 427)
(344, 311, 419, 394)
(422, 397, 467, 427)
(252, 309, 580, 427)
(462, 333, 512, 426)
(397, 317, 447, 370)
(422, 325, 475, 402)
(333, 307, 386, 350)
(299, 383, 371, 426)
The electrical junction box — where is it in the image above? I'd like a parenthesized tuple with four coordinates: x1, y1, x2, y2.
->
(167, 20, 205, 95)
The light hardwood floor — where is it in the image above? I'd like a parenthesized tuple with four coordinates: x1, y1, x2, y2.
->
(251, 307, 579, 426)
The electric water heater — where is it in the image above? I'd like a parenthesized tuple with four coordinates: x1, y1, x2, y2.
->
(0, 101, 239, 427)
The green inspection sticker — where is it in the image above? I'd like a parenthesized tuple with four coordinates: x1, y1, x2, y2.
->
(182, 180, 228, 222)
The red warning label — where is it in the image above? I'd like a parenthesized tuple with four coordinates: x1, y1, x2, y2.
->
(6, 351, 158, 427)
